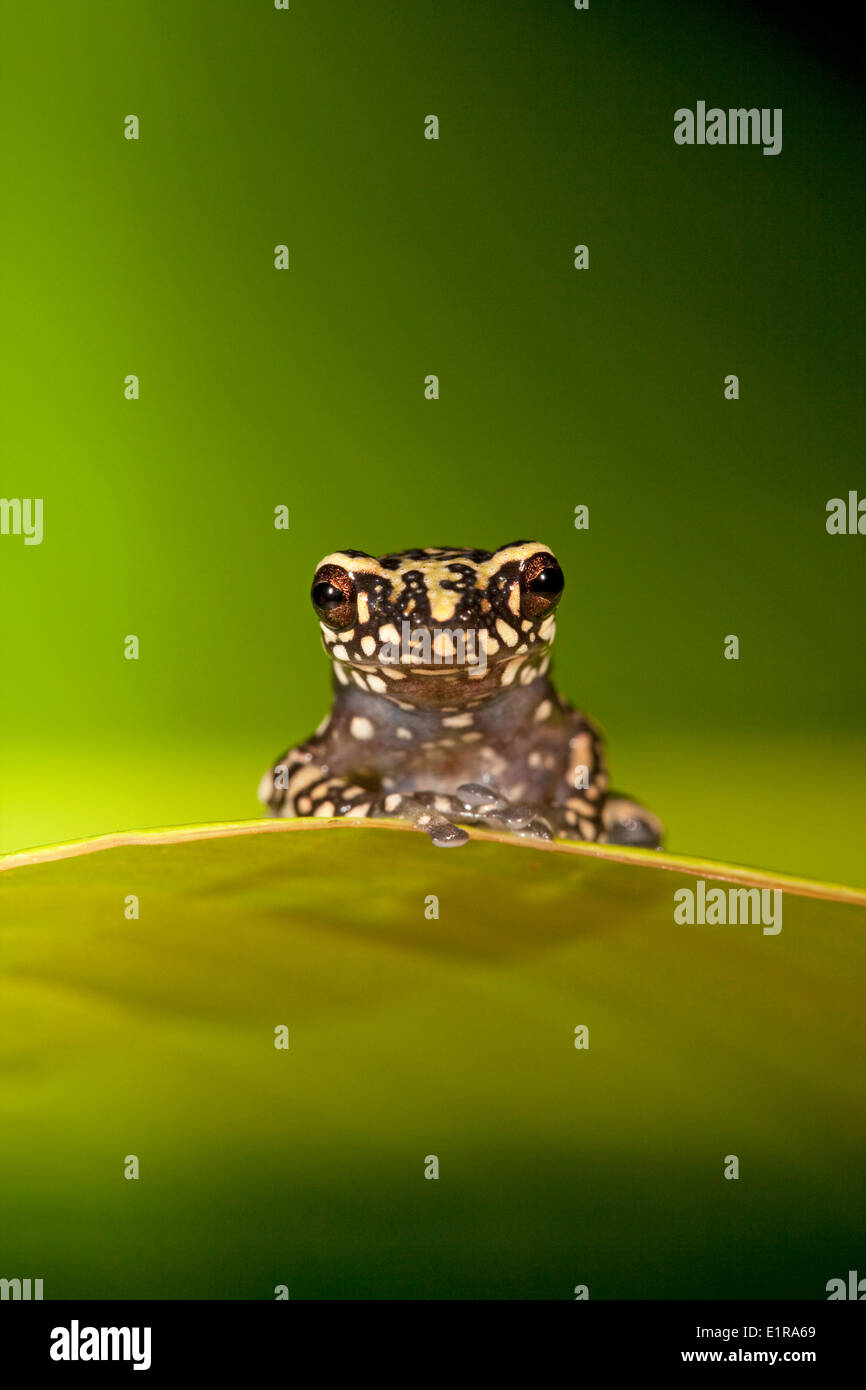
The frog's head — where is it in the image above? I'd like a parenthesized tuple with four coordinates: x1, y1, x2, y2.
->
(309, 542, 564, 706)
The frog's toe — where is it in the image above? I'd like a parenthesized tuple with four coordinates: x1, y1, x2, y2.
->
(516, 818, 555, 842)
(456, 784, 509, 816)
(602, 795, 664, 848)
(493, 802, 535, 830)
(459, 788, 555, 840)
(428, 819, 471, 847)
(399, 795, 471, 846)
(491, 803, 555, 840)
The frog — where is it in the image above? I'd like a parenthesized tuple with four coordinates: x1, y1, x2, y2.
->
(258, 542, 664, 849)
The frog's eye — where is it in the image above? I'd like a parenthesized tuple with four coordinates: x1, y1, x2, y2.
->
(519, 552, 564, 619)
(311, 565, 357, 630)
(528, 566, 564, 596)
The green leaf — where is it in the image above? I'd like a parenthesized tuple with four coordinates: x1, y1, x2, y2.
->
(1, 820, 864, 1299)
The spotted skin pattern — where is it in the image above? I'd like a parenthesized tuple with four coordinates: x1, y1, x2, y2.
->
(259, 542, 663, 848)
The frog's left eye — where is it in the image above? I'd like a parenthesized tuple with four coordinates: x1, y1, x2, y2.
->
(311, 564, 357, 629)
(519, 552, 564, 619)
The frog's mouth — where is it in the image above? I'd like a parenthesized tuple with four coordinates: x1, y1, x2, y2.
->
(322, 617, 554, 677)
(327, 646, 554, 697)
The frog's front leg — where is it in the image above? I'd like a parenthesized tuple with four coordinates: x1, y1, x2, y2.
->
(258, 746, 470, 847)
(549, 714, 664, 847)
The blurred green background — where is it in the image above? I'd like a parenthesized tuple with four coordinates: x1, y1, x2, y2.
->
(1, 0, 864, 886)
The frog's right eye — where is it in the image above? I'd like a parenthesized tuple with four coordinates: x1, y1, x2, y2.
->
(518, 550, 564, 620)
(311, 565, 357, 629)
